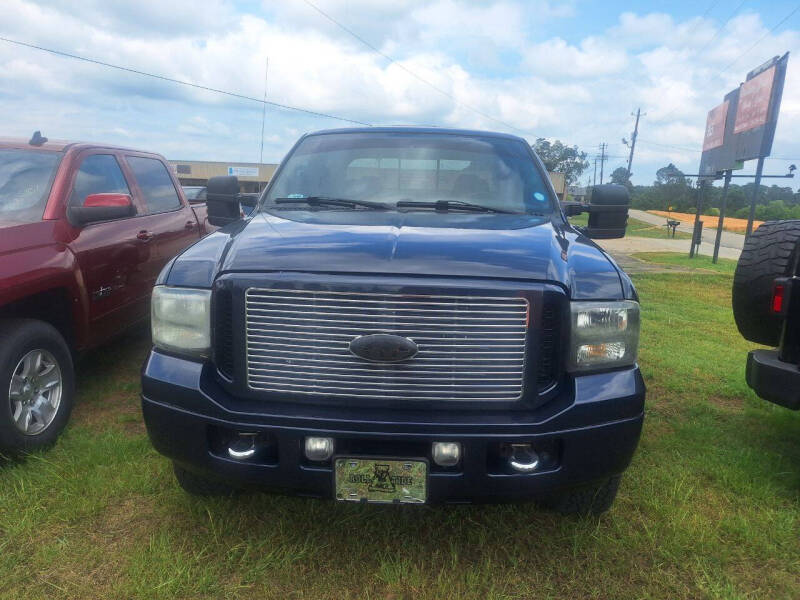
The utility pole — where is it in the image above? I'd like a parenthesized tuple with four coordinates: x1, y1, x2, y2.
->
(598, 143, 608, 184)
(624, 108, 645, 179)
(592, 158, 597, 187)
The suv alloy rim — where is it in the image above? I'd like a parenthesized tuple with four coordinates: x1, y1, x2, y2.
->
(8, 349, 63, 436)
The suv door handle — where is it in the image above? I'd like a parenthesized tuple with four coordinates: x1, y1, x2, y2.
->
(137, 230, 154, 241)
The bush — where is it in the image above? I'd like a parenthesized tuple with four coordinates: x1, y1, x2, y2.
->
(705, 207, 720, 216)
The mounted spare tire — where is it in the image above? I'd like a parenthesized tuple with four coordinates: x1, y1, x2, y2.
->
(732, 220, 800, 346)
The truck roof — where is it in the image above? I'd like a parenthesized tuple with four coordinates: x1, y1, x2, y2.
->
(303, 126, 529, 144)
(0, 137, 161, 155)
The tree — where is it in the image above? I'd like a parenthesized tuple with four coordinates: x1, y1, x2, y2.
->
(655, 163, 686, 186)
(610, 166, 632, 188)
(532, 138, 589, 185)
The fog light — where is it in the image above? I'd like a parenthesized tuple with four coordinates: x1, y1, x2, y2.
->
(304, 436, 334, 461)
(227, 432, 258, 460)
(508, 444, 539, 473)
(432, 442, 461, 467)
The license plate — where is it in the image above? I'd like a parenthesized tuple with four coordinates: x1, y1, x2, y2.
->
(334, 457, 427, 504)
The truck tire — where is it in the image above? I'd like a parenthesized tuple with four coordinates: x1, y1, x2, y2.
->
(172, 463, 239, 496)
(0, 319, 75, 456)
(733, 220, 800, 346)
(541, 475, 621, 515)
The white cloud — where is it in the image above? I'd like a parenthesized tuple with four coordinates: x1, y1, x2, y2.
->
(0, 1, 798, 185)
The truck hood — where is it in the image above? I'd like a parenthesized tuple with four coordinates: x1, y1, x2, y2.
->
(165, 211, 626, 299)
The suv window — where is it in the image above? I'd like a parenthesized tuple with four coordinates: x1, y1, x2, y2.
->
(127, 156, 182, 213)
(69, 154, 130, 206)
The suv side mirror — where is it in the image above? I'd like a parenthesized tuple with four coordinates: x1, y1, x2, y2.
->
(584, 184, 630, 239)
(207, 176, 242, 227)
(67, 193, 134, 226)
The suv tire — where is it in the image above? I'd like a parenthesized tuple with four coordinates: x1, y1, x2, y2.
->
(541, 475, 621, 515)
(733, 220, 800, 346)
(0, 319, 75, 455)
(173, 463, 239, 496)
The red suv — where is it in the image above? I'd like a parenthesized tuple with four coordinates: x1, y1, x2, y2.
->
(0, 133, 211, 454)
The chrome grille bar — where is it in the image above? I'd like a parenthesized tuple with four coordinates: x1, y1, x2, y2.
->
(245, 288, 529, 401)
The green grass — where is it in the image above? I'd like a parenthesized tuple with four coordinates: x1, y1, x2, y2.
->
(569, 214, 692, 239)
(632, 252, 738, 275)
(0, 274, 798, 599)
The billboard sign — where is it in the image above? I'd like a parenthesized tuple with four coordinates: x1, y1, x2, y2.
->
(227, 165, 259, 177)
(699, 88, 739, 178)
(734, 65, 776, 134)
(733, 53, 789, 162)
(698, 52, 789, 178)
(702, 100, 729, 151)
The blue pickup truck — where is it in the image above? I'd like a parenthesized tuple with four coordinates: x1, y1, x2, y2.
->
(141, 127, 644, 514)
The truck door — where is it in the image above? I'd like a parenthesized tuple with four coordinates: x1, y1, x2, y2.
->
(65, 152, 153, 344)
(122, 155, 202, 269)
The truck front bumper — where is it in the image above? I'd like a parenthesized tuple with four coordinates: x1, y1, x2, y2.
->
(746, 349, 800, 410)
(142, 351, 645, 503)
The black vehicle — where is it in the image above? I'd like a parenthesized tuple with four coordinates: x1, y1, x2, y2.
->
(181, 186, 207, 202)
(142, 127, 643, 514)
(733, 220, 800, 409)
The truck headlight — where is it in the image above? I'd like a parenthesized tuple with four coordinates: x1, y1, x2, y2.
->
(151, 286, 212, 357)
(568, 301, 640, 372)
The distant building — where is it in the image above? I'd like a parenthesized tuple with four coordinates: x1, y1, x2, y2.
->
(168, 160, 278, 193)
(567, 185, 588, 202)
(548, 172, 566, 201)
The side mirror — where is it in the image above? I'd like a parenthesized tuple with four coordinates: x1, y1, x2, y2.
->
(584, 184, 629, 239)
(67, 193, 134, 226)
(206, 176, 242, 227)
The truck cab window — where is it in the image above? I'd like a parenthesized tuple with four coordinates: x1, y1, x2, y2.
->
(69, 154, 130, 206)
(0, 149, 62, 223)
(126, 156, 181, 214)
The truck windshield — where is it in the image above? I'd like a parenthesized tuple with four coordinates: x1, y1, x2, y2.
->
(263, 132, 555, 215)
(0, 149, 62, 224)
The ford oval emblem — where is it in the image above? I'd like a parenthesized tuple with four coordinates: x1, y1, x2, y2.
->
(349, 334, 419, 363)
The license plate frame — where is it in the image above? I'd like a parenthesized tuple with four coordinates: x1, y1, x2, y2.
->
(334, 456, 428, 504)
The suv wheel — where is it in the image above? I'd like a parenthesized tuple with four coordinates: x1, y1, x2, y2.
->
(541, 475, 621, 515)
(0, 319, 75, 455)
(172, 463, 239, 496)
(733, 220, 800, 346)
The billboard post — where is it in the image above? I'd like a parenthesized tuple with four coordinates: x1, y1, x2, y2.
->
(712, 170, 732, 264)
(746, 157, 765, 238)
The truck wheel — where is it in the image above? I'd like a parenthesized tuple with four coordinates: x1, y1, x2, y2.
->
(0, 319, 75, 456)
(541, 475, 621, 515)
(172, 463, 239, 496)
(733, 220, 800, 346)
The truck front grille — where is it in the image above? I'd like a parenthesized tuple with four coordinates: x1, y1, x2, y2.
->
(244, 288, 529, 401)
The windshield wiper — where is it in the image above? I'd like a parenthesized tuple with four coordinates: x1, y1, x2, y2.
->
(272, 196, 387, 210)
(396, 200, 515, 214)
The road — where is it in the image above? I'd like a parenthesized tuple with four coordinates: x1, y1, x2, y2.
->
(630, 209, 745, 251)
(588, 210, 745, 272)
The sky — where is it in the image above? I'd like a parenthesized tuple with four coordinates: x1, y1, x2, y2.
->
(1, 0, 799, 188)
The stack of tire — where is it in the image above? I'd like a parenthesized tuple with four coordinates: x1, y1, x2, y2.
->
(733, 220, 800, 345)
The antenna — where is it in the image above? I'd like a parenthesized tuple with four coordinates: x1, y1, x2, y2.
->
(258, 57, 270, 191)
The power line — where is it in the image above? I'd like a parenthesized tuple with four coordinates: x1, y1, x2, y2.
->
(301, 0, 535, 138)
(654, 1, 748, 124)
(717, 4, 800, 75)
(0, 35, 373, 127)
